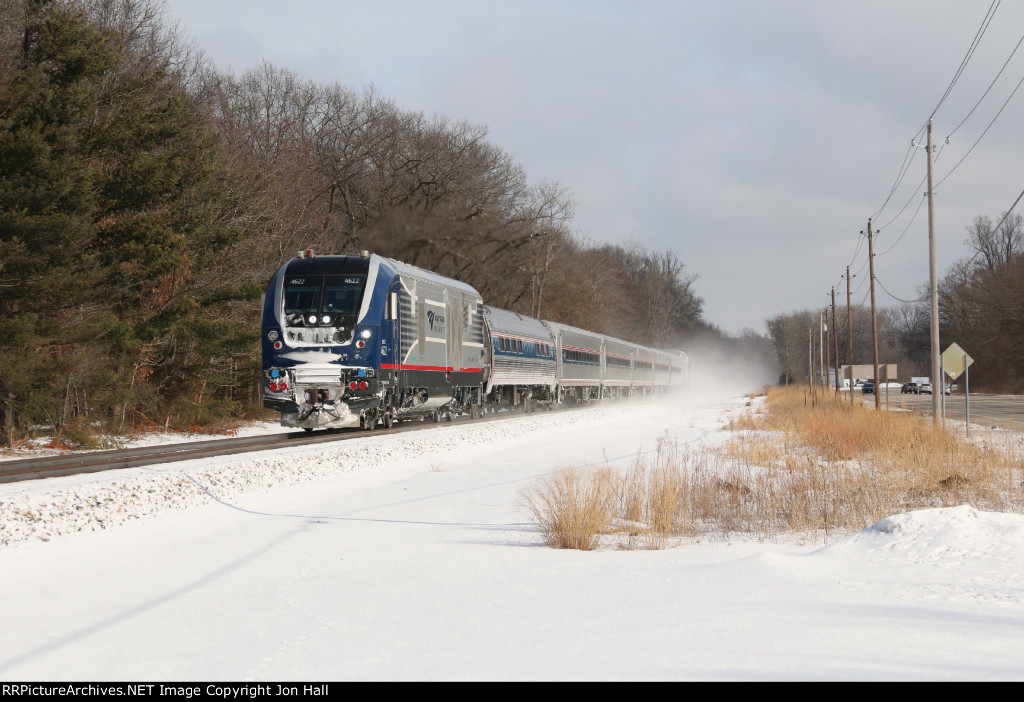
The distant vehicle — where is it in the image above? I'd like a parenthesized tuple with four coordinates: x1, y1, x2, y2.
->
(919, 382, 933, 394)
(862, 380, 875, 394)
(901, 382, 919, 394)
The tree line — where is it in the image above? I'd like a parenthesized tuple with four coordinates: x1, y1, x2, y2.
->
(0, 0, 721, 444)
(766, 212, 1024, 393)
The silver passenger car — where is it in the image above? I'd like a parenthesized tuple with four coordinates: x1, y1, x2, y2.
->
(483, 306, 556, 410)
(542, 320, 604, 403)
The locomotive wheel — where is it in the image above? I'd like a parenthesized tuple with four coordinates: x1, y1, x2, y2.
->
(383, 413, 394, 429)
(432, 409, 440, 423)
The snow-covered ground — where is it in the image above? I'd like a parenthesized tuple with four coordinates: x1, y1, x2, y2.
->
(1, 392, 1022, 681)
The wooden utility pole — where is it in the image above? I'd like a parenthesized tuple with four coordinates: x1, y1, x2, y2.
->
(808, 329, 813, 387)
(819, 312, 825, 388)
(867, 219, 881, 410)
(831, 287, 840, 399)
(846, 266, 854, 407)
(784, 338, 790, 385)
(926, 120, 941, 424)
(824, 308, 831, 390)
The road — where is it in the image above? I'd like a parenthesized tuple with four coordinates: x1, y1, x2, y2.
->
(870, 389, 1024, 432)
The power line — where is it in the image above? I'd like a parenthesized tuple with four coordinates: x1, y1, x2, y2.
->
(874, 168, 928, 234)
(874, 275, 926, 305)
(873, 185, 1024, 305)
(876, 192, 927, 256)
(873, 2, 1001, 229)
(925, 0, 1001, 124)
(935, 69, 1024, 189)
(855, 286, 870, 309)
(821, 3, 1015, 344)
(947, 29, 1024, 139)
(870, 144, 920, 222)
(947, 185, 1024, 274)
(850, 242, 870, 294)
(847, 229, 866, 270)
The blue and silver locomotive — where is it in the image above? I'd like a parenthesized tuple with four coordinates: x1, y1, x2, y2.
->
(261, 250, 486, 430)
(262, 250, 690, 430)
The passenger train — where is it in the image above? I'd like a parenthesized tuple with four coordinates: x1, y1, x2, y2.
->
(261, 250, 689, 430)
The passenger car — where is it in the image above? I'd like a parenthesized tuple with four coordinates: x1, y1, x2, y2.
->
(919, 382, 933, 394)
(862, 380, 875, 394)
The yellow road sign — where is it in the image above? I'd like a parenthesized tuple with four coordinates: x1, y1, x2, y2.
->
(942, 342, 974, 380)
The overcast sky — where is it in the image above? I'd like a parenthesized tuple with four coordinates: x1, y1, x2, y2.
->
(161, 0, 1024, 335)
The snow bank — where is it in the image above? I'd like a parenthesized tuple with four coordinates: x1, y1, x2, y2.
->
(0, 402, 690, 547)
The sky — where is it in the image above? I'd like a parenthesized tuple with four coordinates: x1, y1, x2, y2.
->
(1, 391, 1023, 680)
(157, 0, 1024, 335)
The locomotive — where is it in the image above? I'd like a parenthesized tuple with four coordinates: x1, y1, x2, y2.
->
(261, 250, 689, 431)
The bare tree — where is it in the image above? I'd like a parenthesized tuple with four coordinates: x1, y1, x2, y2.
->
(964, 213, 1024, 271)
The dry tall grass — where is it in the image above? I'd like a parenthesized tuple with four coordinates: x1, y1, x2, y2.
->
(523, 386, 1024, 549)
(521, 468, 617, 550)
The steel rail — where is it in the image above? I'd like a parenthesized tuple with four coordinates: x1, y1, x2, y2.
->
(0, 412, 495, 485)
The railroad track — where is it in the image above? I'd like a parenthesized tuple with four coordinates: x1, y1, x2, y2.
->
(0, 411, 500, 485)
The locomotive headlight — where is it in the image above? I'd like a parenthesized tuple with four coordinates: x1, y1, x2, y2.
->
(322, 315, 331, 324)
(307, 315, 317, 324)
(267, 330, 279, 341)
(360, 329, 372, 339)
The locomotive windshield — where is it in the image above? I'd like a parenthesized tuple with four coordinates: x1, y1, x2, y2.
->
(283, 274, 366, 327)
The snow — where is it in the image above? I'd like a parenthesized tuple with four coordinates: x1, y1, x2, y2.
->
(1, 393, 1022, 681)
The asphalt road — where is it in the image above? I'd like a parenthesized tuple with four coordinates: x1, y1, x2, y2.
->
(866, 389, 1024, 432)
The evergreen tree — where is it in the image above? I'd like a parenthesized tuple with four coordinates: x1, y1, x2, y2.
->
(0, 0, 245, 441)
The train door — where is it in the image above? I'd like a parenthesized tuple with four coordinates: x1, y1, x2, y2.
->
(447, 291, 464, 372)
(386, 279, 403, 377)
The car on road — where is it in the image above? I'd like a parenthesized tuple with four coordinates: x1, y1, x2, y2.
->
(901, 382, 919, 394)
(919, 382, 933, 394)
(862, 380, 875, 394)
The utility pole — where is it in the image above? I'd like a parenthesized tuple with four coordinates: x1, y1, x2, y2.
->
(784, 338, 790, 385)
(819, 312, 825, 388)
(824, 308, 831, 390)
(867, 219, 881, 410)
(846, 266, 854, 407)
(808, 329, 813, 388)
(926, 120, 941, 423)
(831, 287, 840, 399)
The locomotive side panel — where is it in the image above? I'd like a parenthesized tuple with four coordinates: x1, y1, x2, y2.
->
(390, 268, 485, 412)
